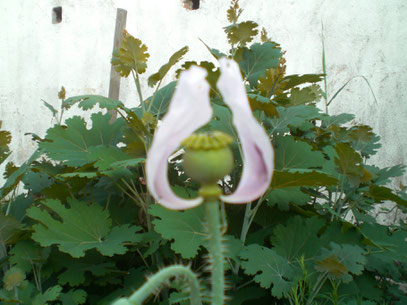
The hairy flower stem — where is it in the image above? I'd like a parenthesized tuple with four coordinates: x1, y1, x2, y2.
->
(205, 199, 225, 305)
(112, 265, 201, 305)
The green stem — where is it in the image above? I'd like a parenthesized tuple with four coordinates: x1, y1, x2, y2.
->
(59, 103, 65, 125)
(113, 181, 143, 208)
(112, 265, 201, 305)
(306, 272, 328, 305)
(205, 199, 225, 305)
(132, 70, 145, 113)
(233, 190, 269, 275)
(241, 190, 270, 244)
(5, 188, 17, 216)
(239, 202, 252, 243)
(147, 79, 163, 113)
(33, 263, 42, 293)
(232, 202, 252, 274)
(120, 178, 146, 206)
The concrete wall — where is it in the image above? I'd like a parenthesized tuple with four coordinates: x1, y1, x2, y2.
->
(1, 0, 406, 187)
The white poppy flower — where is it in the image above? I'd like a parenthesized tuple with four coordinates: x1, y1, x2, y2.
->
(146, 58, 274, 210)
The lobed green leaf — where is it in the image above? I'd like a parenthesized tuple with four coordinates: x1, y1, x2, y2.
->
(27, 198, 142, 258)
(149, 203, 206, 259)
(316, 243, 366, 282)
(240, 244, 295, 298)
(40, 113, 125, 168)
(237, 42, 281, 87)
(274, 135, 326, 171)
(63, 95, 125, 111)
(270, 216, 325, 262)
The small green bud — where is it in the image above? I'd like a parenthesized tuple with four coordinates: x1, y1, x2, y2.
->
(182, 131, 234, 185)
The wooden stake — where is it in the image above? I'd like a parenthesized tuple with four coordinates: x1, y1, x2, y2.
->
(109, 8, 127, 123)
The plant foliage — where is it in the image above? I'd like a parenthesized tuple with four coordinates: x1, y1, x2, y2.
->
(1, 1, 406, 304)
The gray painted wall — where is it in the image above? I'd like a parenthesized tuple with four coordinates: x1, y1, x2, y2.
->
(1, 0, 406, 187)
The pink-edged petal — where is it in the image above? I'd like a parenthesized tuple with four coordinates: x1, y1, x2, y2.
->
(217, 58, 274, 204)
(146, 66, 212, 210)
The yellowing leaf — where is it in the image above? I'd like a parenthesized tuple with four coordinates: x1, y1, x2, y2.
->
(316, 243, 366, 282)
(225, 21, 259, 46)
(361, 168, 372, 183)
(287, 86, 322, 106)
(3, 267, 25, 291)
(271, 170, 338, 189)
(258, 67, 285, 96)
(126, 110, 148, 136)
(111, 49, 131, 77)
(123, 129, 146, 158)
(348, 125, 374, 143)
(368, 185, 407, 208)
(141, 111, 154, 125)
(334, 143, 363, 177)
(347, 125, 381, 157)
(4, 161, 18, 179)
(226, 0, 242, 23)
(249, 95, 279, 118)
(112, 33, 150, 76)
(122, 110, 148, 158)
(315, 256, 348, 278)
(260, 27, 271, 43)
(58, 86, 66, 100)
(281, 74, 324, 90)
(0, 124, 11, 165)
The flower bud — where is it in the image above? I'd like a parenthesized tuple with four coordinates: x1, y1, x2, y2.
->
(182, 131, 234, 185)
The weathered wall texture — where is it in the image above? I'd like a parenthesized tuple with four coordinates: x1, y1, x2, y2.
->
(1, 0, 406, 187)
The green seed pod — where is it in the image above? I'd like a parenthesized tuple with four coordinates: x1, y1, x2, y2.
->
(182, 131, 234, 185)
